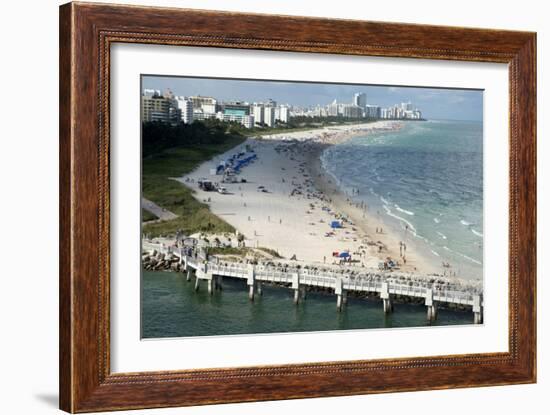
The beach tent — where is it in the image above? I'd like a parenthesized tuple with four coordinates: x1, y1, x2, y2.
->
(330, 221, 342, 229)
(339, 252, 351, 258)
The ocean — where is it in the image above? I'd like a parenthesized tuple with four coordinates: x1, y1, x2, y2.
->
(321, 119, 484, 280)
(142, 270, 473, 338)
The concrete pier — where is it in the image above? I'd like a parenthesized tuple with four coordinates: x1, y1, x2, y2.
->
(144, 243, 484, 321)
(381, 282, 393, 313)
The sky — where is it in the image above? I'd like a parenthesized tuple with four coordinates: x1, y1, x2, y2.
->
(142, 75, 483, 121)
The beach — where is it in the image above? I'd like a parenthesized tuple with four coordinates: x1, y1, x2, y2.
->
(175, 120, 440, 275)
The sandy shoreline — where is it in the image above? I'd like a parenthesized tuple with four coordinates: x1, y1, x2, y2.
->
(306, 143, 439, 275)
(175, 121, 441, 275)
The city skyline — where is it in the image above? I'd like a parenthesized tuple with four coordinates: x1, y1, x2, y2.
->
(142, 75, 483, 121)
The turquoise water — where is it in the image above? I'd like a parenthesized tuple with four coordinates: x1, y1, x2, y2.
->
(321, 120, 483, 280)
(142, 271, 474, 338)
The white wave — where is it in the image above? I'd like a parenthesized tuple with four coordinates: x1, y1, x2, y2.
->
(380, 196, 390, 205)
(431, 250, 440, 257)
(460, 219, 472, 226)
(433, 217, 440, 224)
(442, 246, 482, 265)
(471, 229, 483, 238)
(436, 231, 447, 240)
(394, 204, 414, 215)
(382, 205, 417, 234)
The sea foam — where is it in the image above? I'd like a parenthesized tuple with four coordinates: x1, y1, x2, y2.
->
(394, 204, 414, 215)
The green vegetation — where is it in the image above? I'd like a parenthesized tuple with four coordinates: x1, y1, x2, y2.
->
(142, 121, 245, 237)
(141, 209, 158, 222)
(207, 246, 251, 256)
(256, 247, 283, 258)
(206, 246, 284, 259)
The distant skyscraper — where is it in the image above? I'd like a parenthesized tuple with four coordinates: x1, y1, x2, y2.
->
(401, 101, 413, 111)
(141, 92, 179, 124)
(353, 92, 367, 109)
(327, 99, 339, 116)
(176, 97, 194, 124)
(264, 106, 276, 127)
(278, 105, 289, 123)
(252, 104, 264, 126)
(342, 104, 363, 119)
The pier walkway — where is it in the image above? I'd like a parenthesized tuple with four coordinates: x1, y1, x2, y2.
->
(143, 241, 483, 324)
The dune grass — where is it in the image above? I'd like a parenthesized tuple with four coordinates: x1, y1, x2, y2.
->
(141, 209, 158, 222)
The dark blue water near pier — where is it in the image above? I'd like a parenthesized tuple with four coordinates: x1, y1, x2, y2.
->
(142, 271, 473, 338)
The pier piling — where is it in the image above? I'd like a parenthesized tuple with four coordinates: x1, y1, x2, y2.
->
(247, 264, 256, 301)
(335, 278, 346, 311)
(425, 289, 437, 321)
(381, 282, 393, 313)
(293, 288, 300, 304)
(291, 272, 302, 305)
(473, 294, 483, 324)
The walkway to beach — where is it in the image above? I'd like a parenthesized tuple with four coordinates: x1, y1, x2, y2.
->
(142, 198, 178, 221)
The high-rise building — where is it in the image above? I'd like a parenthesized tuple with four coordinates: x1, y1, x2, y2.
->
(242, 115, 255, 129)
(353, 92, 367, 110)
(189, 96, 217, 112)
(141, 93, 180, 124)
(327, 99, 339, 116)
(175, 97, 194, 124)
(264, 105, 276, 127)
(342, 104, 363, 118)
(277, 105, 289, 123)
(365, 105, 381, 118)
(252, 104, 264, 126)
(401, 101, 413, 111)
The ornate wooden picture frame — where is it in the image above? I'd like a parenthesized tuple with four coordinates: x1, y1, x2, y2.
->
(59, 2, 536, 412)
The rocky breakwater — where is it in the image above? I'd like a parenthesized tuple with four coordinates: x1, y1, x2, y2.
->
(142, 250, 184, 272)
